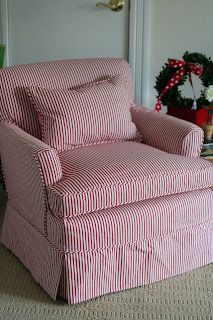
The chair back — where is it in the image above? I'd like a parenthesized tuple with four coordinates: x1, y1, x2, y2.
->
(0, 58, 133, 139)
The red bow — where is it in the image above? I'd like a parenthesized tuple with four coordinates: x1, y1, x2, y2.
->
(155, 59, 203, 112)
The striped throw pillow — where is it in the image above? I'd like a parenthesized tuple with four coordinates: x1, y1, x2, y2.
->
(26, 75, 137, 151)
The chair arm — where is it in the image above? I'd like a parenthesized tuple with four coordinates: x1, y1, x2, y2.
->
(0, 122, 62, 233)
(131, 105, 204, 158)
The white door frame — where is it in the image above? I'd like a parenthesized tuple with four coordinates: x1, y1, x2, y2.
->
(129, 0, 150, 106)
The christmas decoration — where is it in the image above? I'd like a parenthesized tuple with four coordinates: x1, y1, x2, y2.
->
(203, 85, 213, 140)
(155, 51, 213, 112)
(205, 85, 213, 103)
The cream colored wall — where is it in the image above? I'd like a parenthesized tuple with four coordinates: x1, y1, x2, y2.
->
(147, 0, 213, 109)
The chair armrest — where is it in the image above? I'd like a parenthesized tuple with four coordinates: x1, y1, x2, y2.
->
(131, 105, 204, 158)
(0, 122, 62, 232)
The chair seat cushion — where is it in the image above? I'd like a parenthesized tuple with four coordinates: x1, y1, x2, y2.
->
(47, 141, 213, 218)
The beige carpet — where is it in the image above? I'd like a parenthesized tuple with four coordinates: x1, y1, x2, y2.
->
(0, 186, 213, 320)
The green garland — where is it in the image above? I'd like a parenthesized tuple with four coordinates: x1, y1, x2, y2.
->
(155, 51, 213, 109)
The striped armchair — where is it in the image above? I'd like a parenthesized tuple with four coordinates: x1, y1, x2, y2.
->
(0, 58, 213, 304)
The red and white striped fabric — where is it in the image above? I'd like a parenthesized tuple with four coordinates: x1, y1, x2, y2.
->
(47, 188, 213, 252)
(0, 58, 133, 139)
(2, 189, 213, 304)
(47, 141, 213, 217)
(59, 219, 213, 304)
(1, 203, 63, 301)
(26, 75, 137, 151)
(0, 122, 62, 233)
(1, 57, 213, 305)
(130, 105, 204, 158)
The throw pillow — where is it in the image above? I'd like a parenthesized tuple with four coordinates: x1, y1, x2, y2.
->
(26, 75, 137, 151)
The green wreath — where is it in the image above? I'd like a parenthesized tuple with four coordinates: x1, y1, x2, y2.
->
(155, 51, 213, 109)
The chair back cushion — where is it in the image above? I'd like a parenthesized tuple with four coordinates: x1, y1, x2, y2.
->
(0, 58, 133, 139)
(27, 75, 137, 151)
